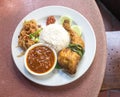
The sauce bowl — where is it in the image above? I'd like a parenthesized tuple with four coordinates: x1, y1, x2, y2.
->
(24, 43, 57, 76)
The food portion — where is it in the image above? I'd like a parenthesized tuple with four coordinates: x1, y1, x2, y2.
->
(63, 20, 84, 48)
(71, 25, 82, 37)
(58, 19, 85, 74)
(58, 48, 80, 74)
(59, 15, 72, 25)
(39, 24, 70, 53)
(18, 15, 85, 75)
(46, 16, 56, 25)
(26, 45, 55, 73)
(18, 20, 41, 50)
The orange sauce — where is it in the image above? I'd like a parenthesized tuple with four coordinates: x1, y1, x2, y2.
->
(26, 46, 55, 73)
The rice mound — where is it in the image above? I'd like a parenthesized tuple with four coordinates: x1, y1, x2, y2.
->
(39, 24, 70, 53)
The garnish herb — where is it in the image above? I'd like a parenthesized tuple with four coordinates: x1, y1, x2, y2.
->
(55, 62, 61, 69)
(29, 28, 42, 42)
(68, 44, 84, 57)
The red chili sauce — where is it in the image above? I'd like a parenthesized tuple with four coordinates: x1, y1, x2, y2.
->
(46, 16, 56, 25)
(26, 46, 55, 73)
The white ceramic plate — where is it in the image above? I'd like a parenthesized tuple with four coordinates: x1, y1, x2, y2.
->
(11, 6, 96, 86)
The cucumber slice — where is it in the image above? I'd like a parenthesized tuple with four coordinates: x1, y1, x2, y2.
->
(71, 25, 82, 36)
(59, 15, 72, 25)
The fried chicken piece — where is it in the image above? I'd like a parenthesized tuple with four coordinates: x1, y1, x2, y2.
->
(58, 19, 85, 74)
(63, 20, 84, 48)
(58, 48, 80, 74)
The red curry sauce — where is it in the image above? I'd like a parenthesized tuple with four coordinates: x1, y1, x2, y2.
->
(26, 46, 55, 73)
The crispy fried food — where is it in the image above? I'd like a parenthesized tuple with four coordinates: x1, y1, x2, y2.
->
(18, 20, 40, 50)
(58, 48, 80, 74)
(58, 19, 85, 74)
(63, 20, 84, 48)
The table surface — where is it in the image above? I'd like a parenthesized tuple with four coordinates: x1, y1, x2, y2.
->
(0, 0, 107, 97)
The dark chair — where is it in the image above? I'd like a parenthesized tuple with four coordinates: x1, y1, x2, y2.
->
(100, 0, 120, 21)
(96, 0, 120, 90)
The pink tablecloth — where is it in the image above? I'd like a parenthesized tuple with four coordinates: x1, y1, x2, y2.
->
(0, 0, 107, 97)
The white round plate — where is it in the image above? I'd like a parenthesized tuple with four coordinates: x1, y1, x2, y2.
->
(11, 6, 96, 86)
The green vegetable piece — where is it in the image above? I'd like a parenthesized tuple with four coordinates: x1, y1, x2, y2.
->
(59, 15, 72, 25)
(29, 28, 42, 42)
(35, 37, 39, 42)
(71, 25, 82, 36)
(68, 43, 85, 57)
(55, 62, 61, 69)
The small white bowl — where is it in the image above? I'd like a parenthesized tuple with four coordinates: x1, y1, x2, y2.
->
(24, 43, 57, 76)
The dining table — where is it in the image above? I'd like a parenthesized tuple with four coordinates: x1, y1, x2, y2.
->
(0, 0, 107, 97)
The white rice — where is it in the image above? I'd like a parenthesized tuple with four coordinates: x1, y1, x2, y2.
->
(39, 24, 70, 53)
